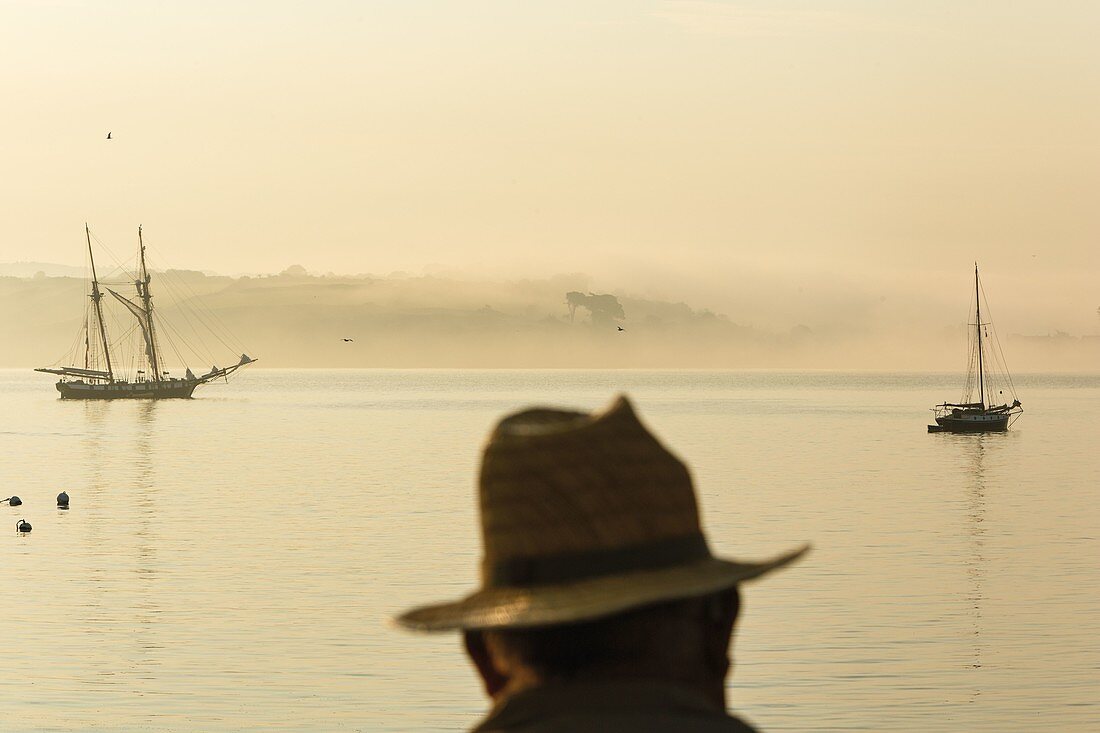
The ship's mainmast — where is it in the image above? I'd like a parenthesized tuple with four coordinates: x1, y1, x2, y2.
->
(136, 225, 163, 382)
(87, 223, 114, 383)
(975, 263, 985, 408)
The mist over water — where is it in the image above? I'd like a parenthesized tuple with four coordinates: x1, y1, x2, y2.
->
(2, 265, 1098, 373)
(3, 369, 1098, 731)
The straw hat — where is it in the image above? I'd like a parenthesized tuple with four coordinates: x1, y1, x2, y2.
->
(396, 395, 807, 632)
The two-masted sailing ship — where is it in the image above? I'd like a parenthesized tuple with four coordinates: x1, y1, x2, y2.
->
(36, 225, 255, 399)
(929, 265, 1022, 433)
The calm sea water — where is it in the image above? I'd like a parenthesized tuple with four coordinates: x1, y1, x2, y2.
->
(2, 369, 1098, 732)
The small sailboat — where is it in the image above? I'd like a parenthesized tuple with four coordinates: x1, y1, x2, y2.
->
(35, 225, 256, 399)
(929, 264, 1022, 433)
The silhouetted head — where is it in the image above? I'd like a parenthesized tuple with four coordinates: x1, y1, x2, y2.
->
(57, 491, 70, 507)
(464, 587, 741, 708)
(7, 496, 21, 507)
(16, 519, 31, 533)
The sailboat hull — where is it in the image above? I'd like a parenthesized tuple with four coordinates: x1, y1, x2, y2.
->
(57, 379, 198, 400)
(933, 413, 1010, 433)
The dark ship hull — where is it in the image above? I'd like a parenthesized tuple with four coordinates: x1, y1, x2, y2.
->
(57, 379, 198, 400)
(930, 411, 1010, 433)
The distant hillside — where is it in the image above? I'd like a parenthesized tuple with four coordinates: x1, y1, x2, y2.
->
(0, 262, 84, 278)
(3, 270, 1098, 370)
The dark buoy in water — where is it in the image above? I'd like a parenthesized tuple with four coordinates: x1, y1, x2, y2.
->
(57, 491, 70, 508)
(16, 519, 31, 533)
(4, 496, 21, 506)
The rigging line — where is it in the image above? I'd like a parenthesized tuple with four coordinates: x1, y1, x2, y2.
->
(964, 333, 977, 403)
(990, 322, 1017, 398)
(58, 310, 85, 366)
(146, 264, 232, 355)
(979, 279, 1018, 400)
(189, 286, 246, 353)
(142, 236, 249, 352)
(148, 275, 214, 367)
(981, 278, 1012, 387)
(160, 272, 247, 356)
(105, 307, 136, 349)
(154, 260, 248, 353)
(88, 229, 137, 281)
(158, 316, 194, 368)
(89, 225, 138, 274)
(110, 322, 139, 349)
(186, 294, 244, 355)
(152, 271, 208, 341)
(162, 322, 188, 368)
(152, 276, 220, 366)
(54, 258, 94, 366)
(145, 306, 187, 368)
(150, 313, 178, 364)
(165, 303, 216, 367)
(163, 284, 242, 358)
(68, 300, 93, 362)
(156, 301, 205, 360)
(962, 285, 978, 403)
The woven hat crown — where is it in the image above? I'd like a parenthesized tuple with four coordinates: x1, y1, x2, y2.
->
(394, 394, 807, 632)
(478, 396, 708, 588)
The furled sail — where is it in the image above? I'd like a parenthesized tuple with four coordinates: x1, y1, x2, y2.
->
(194, 354, 257, 384)
(34, 366, 112, 379)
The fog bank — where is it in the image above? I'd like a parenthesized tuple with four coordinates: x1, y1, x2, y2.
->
(4, 268, 1097, 373)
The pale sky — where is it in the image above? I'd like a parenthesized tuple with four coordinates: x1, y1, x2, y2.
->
(1, 1, 1097, 330)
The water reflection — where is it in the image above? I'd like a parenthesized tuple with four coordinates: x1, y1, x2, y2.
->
(81, 400, 109, 490)
(950, 432, 1009, 702)
(132, 401, 163, 676)
(80, 399, 110, 648)
(965, 436, 987, 677)
(79, 400, 165, 688)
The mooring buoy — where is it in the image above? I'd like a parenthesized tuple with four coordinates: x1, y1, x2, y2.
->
(57, 491, 70, 508)
(16, 519, 31, 533)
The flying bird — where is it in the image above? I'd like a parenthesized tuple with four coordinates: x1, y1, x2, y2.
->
(342, 338, 354, 342)
(617, 326, 625, 332)
(106, 132, 112, 140)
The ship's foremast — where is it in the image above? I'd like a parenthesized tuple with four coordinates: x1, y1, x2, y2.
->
(87, 223, 115, 383)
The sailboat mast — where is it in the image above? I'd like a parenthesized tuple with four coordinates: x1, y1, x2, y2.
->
(137, 225, 163, 382)
(87, 224, 114, 383)
(975, 263, 985, 408)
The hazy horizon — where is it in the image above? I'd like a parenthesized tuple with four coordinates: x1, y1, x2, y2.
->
(2, 2, 1097, 352)
(2, 1, 1097, 368)
(3, 263, 1097, 373)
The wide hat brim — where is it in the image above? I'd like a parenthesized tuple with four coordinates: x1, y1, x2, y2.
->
(395, 545, 808, 632)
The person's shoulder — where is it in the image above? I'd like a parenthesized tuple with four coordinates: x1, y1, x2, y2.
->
(477, 709, 759, 733)
(471, 681, 762, 733)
